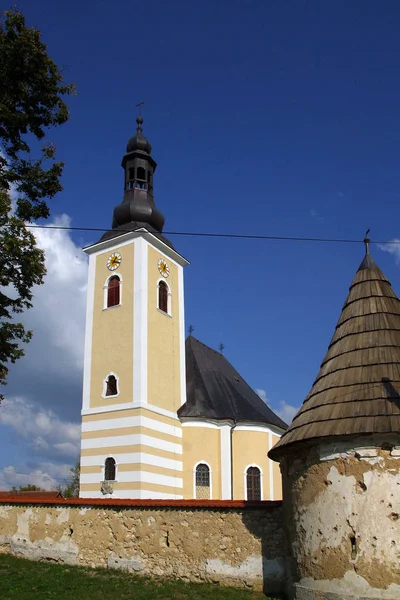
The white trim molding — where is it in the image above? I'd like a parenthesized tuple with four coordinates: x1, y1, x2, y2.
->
(220, 425, 232, 500)
(84, 228, 190, 268)
(82, 254, 96, 411)
(133, 237, 148, 405)
(234, 423, 284, 436)
(244, 463, 263, 501)
(193, 460, 212, 500)
(102, 372, 120, 399)
(178, 264, 186, 407)
(268, 431, 274, 500)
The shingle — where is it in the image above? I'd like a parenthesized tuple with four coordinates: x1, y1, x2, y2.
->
(178, 336, 287, 430)
(269, 252, 400, 460)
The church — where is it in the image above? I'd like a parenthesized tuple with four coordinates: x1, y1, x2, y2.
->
(79, 117, 286, 500)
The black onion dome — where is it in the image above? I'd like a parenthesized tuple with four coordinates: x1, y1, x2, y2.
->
(126, 116, 152, 154)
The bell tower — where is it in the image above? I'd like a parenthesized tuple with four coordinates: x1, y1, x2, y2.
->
(79, 116, 188, 499)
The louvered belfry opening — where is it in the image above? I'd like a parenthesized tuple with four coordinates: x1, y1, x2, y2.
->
(270, 252, 400, 459)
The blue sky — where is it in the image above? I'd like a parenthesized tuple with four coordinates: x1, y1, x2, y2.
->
(1, 0, 400, 488)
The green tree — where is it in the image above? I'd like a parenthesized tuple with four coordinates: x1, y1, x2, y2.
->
(0, 8, 75, 400)
(11, 484, 44, 492)
(60, 461, 80, 498)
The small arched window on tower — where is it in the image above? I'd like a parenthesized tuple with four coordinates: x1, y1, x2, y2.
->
(246, 466, 261, 501)
(105, 374, 118, 397)
(158, 280, 169, 314)
(104, 457, 116, 481)
(195, 463, 210, 499)
(107, 276, 120, 308)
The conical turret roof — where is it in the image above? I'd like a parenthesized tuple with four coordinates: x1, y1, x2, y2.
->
(269, 249, 400, 460)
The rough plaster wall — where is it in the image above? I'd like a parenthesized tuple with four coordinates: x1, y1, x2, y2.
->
(281, 437, 400, 600)
(0, 504, 284, 593)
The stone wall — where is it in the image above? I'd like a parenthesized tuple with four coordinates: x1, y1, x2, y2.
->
(280, 436, 400, 600)
(0, 498, 284, 594)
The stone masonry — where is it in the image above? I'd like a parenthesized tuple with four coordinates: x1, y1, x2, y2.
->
(0, 499, 285, 594)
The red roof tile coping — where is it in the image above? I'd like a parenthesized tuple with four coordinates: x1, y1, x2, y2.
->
(0, 496, 282, 510)
(0, 491, 62, 498)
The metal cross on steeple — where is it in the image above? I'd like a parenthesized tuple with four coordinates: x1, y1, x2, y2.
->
(364, 228, 371, 255)
(188, 325, 194, 336)
(219, 342, 225, 355)
(136, 101, 145, 117)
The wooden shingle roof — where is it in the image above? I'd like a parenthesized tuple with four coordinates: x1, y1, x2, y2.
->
(269, 251, 400, 460)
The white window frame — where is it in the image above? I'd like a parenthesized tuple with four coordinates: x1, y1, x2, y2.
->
(103, 273, 123, 310)
(193, 460, 212, 500)
(244, 464, 263, 501)
(102, 372, 120, 399)
(156, 277, 172, 317)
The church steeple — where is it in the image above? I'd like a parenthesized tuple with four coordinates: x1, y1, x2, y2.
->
(100, 116, 167, 243)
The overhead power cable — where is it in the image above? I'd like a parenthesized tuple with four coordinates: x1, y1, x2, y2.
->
(21, 223, 400, 246)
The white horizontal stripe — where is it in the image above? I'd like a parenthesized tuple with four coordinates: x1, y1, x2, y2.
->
(182, 421, 220, 429)
(80, 490, 183, 500)
(82, 416, 182, 438)
(234, 424, 283, 435)
(80, 471, 183, 488)
(81, 401, 179, 421)
(81, 434, 182, 454)
(81, 453, 182, 471)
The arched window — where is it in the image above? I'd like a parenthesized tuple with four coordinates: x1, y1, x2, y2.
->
(246, 466, 261, 501)
(105, 374, 118, 397)
(104, 457, 116, 481)
(195, 463, 210, 499)
(158, 280, 169, 314)
(107, 276, 120, 308)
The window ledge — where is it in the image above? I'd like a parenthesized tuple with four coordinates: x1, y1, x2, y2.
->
(102, 304, 121, 312)
(157, 308, 172, 318)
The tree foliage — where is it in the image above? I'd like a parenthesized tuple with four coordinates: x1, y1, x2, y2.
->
(60, 461, 80, 498)
(11, 484, 44, 492)
(0, 8, 75, 399)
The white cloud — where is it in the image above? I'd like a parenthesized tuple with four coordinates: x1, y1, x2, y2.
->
(379, 238, 400, 264)
(256, 388, 268, 402)
(0, 396, 80, 459)
(30, 214, 88, 372)
(275, 400, 299, 424)
(5, 215, 88, 420)
(0, 463, 72, 491)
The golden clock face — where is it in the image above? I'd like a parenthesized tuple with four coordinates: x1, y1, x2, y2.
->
(107, 252, 122, 271)
(158, 258, 170, 278)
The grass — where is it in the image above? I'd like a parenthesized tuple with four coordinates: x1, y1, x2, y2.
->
(0, 554, 280, 600)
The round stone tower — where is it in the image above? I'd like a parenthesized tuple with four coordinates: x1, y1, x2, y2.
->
(269, 242, 400, 600)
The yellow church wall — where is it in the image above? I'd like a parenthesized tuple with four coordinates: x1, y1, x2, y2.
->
(272, 434, 282, 500)
(182, 426, 221, 499)
(89, 243, 134, 409)
(147, 245, 181, 413)
(232, 429, 272, 500)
